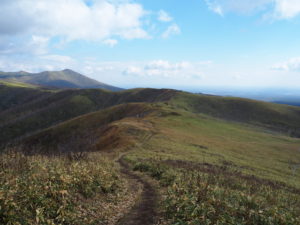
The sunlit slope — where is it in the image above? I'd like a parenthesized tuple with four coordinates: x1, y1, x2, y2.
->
(2, 83, 300, 155)
(170, 92, 300, 137)
(21, 101, 300, 188)
(128, 107, 300, 188)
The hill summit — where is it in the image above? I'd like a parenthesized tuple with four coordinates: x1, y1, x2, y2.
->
(0, 69, 122, 91)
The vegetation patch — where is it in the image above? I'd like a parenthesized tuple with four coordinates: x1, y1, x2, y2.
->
(0, 150, 124, 225)
(132, 160, 300, 225)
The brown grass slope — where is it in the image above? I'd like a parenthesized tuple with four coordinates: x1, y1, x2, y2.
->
(21, 103, 159, 154)
(2, 84, 300, 149)
(0, 86, 177, 147)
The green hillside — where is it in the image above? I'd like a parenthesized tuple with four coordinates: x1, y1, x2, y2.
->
(13, 100, 300, 224)
(0, 85, 176, 146)
(19, 101, 300, 187)
(0, 81, 52, 111)
(170, 92, 300, 137)
(1, 84, 300, 224)
(2, 82, 300, 147)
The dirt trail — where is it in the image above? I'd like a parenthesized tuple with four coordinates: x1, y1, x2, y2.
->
(116, 157, 158, 225)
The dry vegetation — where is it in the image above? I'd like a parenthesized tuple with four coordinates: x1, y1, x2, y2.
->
(0, 148, 136, 225)
(1, 84, 300, 224)
(131, 159, 300, 225)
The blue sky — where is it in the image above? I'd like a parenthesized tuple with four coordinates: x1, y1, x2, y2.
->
(1, 0, 300, 90)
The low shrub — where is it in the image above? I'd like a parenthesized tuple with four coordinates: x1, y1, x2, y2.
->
(0, 151, 122, 225)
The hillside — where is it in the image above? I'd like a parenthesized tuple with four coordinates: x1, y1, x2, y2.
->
(0, 84, 176, 146)
(171, 92, 300, 137)
(18, 101, 300, 224)
(19, 101, 300, 186)
(2, 82, 300, 147)
(1, 85, 300, 224)
(0, 69, 122, 91)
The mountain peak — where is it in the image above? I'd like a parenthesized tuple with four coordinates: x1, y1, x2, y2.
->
(0, 69, 123, 91)
(62, 69, 76, 73)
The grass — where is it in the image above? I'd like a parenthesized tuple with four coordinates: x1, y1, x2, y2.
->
(132, 160, 300, 225)
(0, 149, 126, 225)
(127, 107, 300, 188)
(2, 86, 300, 224)
(0, 86, 175, 147)
(0, 80, 39, 88)
(170, 92, 300, 137)
(122, 104, 300, 224)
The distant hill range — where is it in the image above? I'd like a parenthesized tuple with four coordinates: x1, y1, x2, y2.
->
(0, 69, 122, 91)
(1, 79, 300, 147)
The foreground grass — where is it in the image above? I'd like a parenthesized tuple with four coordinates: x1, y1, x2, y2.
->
(132, 159, 300, 225)
(0, 150, 125, 225)
(2, 101, 300, 224)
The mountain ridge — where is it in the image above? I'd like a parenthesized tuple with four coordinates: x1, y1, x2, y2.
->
(2, 80, 300, 148)
(0, 69, 122, 91)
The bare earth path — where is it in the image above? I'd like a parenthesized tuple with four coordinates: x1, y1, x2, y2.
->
(116, 157, 158, 225)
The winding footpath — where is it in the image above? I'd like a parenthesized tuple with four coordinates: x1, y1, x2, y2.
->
(116, 157, 158, 225)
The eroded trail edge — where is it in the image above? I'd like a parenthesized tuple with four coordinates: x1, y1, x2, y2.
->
(116, 157, 158, 225)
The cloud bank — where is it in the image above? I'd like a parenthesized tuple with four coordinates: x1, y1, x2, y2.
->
(123, 60, 210, 78)
(0, 0, 148, 41)
(272, 58, 300, 71)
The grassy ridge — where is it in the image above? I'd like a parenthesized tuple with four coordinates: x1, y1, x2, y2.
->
(0, 86, 176, 147)
(21, 103, 157, 153)
(127, 106, 300, 187)
(122, 105, 300, 224)
(2, 84, 300, 147)
(170, 92, 300, 137)
(19, 101, 300, 187)
(2, 85, 300, 224)
(0, 81, 51, 111)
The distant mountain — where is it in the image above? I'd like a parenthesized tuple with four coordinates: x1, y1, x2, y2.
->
(0, 69, 122, 91)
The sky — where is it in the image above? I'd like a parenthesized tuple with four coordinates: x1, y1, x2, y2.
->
(1, 0, 300, 90)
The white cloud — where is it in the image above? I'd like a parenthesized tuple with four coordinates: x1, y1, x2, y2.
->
(205, 0, 224, 16)
(123, 60, 209, 78)
(145, 60, 190, 71)
(274, 0, 300, 19)
(0, 53, 76, 73)
(103, 39, 118, 47)
(205, 0, 271, 15)
(162, 24, 181, 39)
(0, 0, 149, 41)
(158, 10, 173, 22)
(40, 55, 75, 64)
(123, 66, 142, 76)
(205, 0, 300, 19)
(272, 57, 300, 71)
(28, 36, 49, 55)
(0, 35, 49, 55)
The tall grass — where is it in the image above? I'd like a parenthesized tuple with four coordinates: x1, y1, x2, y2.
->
(132, 159, 300, 225)
(0, 149, 122, 225)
